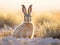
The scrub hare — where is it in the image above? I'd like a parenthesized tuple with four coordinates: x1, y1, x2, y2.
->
(12, 5, 33, 38)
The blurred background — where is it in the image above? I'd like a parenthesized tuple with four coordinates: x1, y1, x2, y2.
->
(0, 0, 60, 38)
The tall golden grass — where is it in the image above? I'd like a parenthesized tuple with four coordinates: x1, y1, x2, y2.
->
(33, 11, 60, 38)
(0, 29, 14, 37)
(0, 12, 22, 27)
(0, 11, 60, 38)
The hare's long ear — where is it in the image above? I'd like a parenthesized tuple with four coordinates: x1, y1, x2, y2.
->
(28, 5, 32, 14)
(22, 5, 27, 14)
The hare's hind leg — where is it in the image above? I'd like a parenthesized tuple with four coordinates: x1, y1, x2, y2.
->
(26, 32, 33, 38)
(12, 30, 21, 38)
(31, 29, 34, 39)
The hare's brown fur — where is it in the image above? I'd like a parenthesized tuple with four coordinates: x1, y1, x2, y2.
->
(12, 5, 33, 38)
(13, 23, 33, 38)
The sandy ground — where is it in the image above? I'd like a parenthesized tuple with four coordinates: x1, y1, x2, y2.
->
(0, 36, 60, 45)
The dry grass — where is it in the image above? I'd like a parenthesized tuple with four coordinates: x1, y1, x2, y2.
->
(0, 12, 22, 27)
(0, 11, 60, 38)
(33, 11, 60, 38)
(0, 12, 22, 37)
(0, 29, 14, 37)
